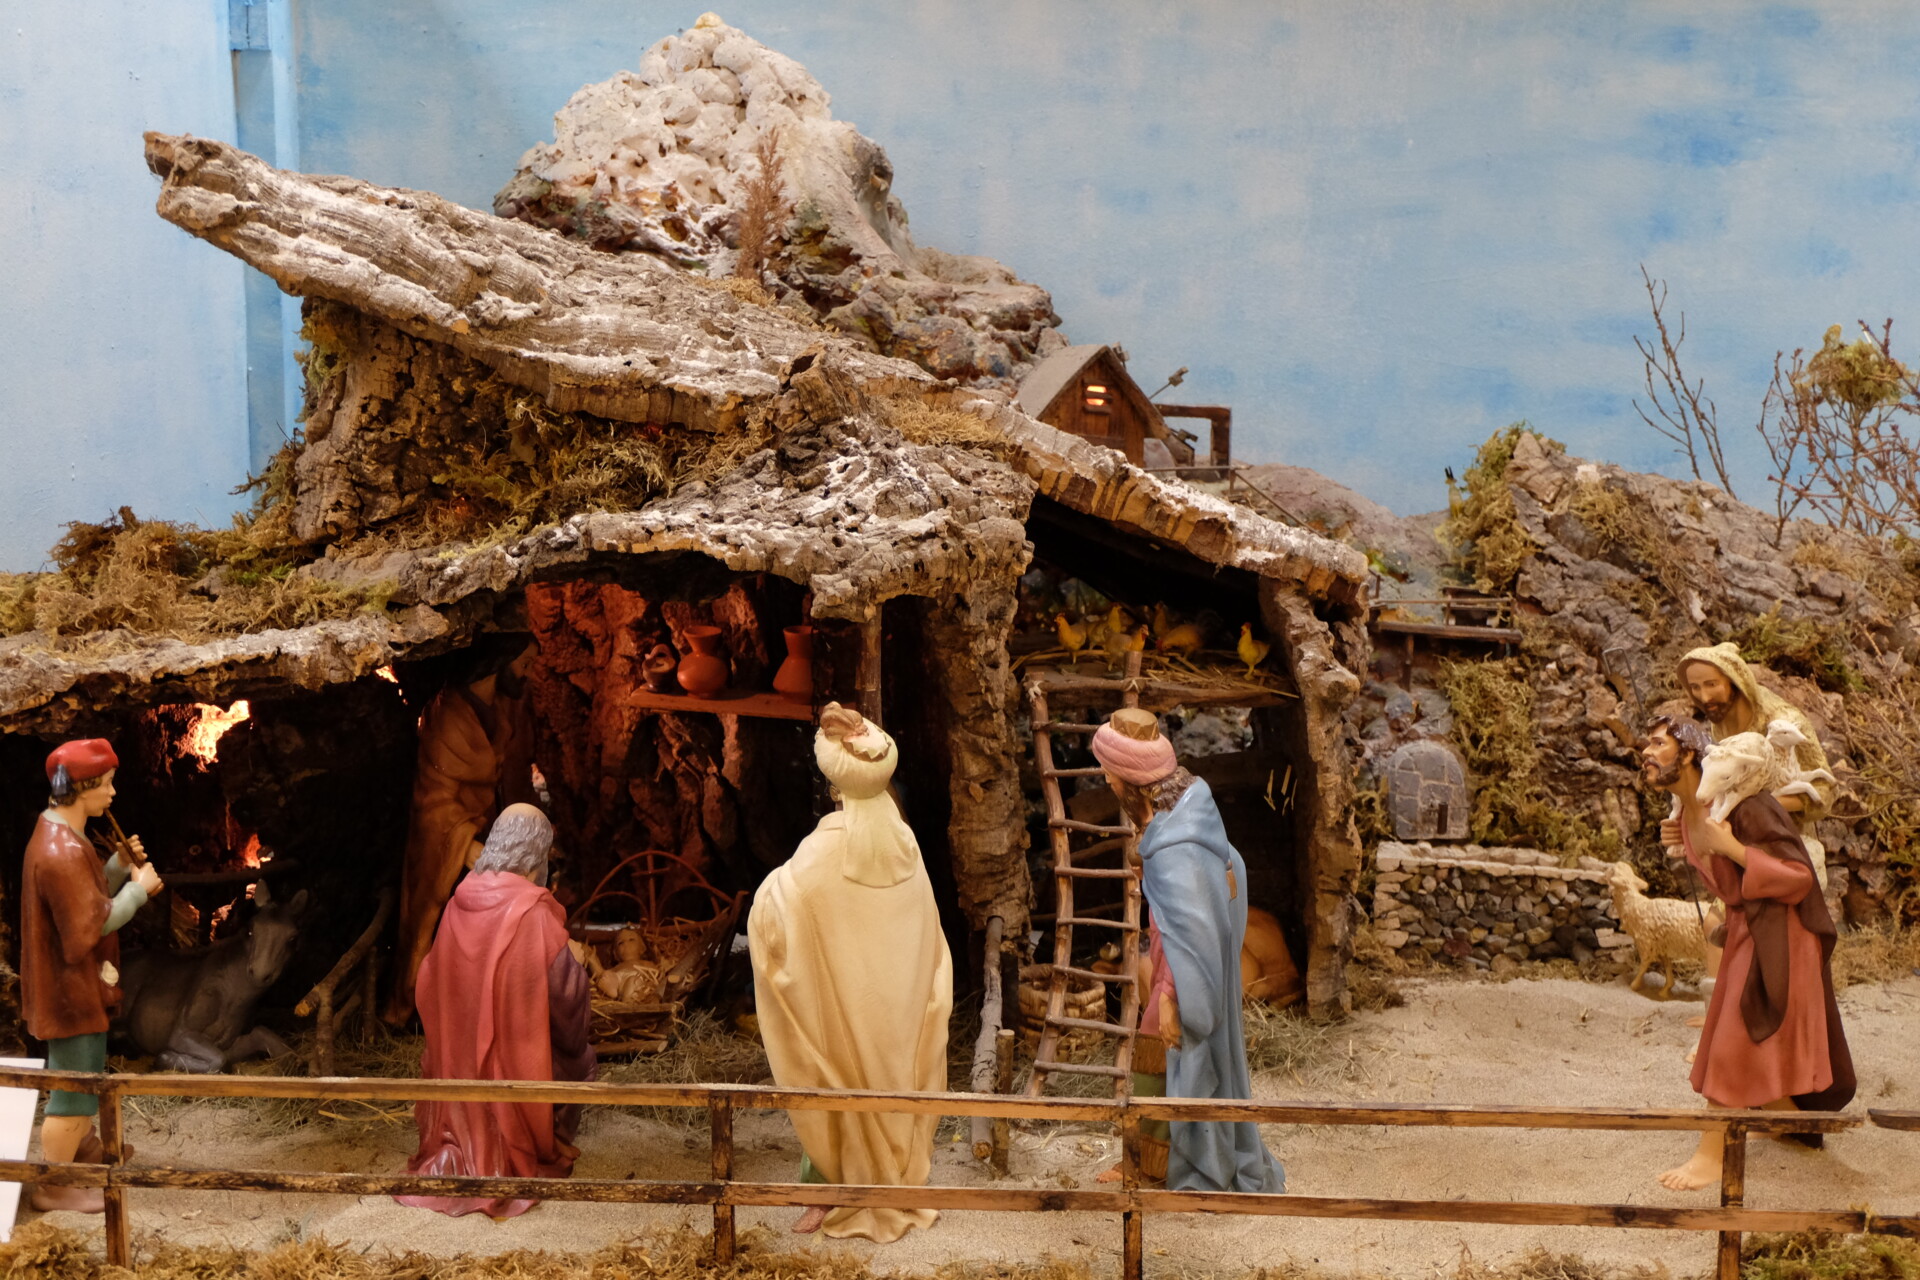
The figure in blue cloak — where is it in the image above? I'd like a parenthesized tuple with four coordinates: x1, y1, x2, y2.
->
(1092, 708, 1286, 1194)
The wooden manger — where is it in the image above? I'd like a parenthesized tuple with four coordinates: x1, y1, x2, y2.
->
(570, 849, 746, 1056)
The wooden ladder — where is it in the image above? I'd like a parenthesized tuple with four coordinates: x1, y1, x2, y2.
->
(1023, 652, 1145, 1099)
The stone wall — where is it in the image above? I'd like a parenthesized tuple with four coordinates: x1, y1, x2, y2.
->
(1370, 841, 1632, 970)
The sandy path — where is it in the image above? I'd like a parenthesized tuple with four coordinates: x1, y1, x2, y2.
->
(28, 972, 1920, 1277)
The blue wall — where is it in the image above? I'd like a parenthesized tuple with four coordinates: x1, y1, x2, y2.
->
(0, 1, 254, 569)
(8, 2, 1920, 567)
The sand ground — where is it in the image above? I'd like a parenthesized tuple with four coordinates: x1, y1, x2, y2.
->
(26, 971, 1920, 1278)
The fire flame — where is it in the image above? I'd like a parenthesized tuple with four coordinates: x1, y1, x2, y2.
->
(240, 833, 264, 868)
(375, 666, 399, 684)
(182, 700, 250, 764)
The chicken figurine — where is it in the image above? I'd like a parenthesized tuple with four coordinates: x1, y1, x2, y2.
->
(1054, 613, 1089, 660)
(1105, 623, 1149, 671)
(1156, 621, 1205, 656)
(1237, 623, 1272, 677)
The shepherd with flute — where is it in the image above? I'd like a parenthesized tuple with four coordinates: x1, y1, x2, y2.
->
(19, 738, 163, 1212)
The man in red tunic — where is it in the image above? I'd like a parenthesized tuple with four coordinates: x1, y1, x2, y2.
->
(21, 739, 163, 1213)
(1640, 716, 1854, 1191)
(397, 803, 594, 1219)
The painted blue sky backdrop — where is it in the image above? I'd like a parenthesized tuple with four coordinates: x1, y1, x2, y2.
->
(5, 2, 1918, 569)
(291, 1, 1920, 515)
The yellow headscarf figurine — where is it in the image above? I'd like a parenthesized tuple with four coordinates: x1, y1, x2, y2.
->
(814, 703, 918, 888)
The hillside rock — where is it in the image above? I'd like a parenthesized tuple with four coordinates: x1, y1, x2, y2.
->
(495, 12, 1063, 386)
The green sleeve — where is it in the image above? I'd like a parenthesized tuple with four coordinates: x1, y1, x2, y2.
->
(104, 851, 130, 894)
(100, 881, 148, 936)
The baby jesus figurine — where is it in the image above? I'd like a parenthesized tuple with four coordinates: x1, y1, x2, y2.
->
(590, 928, 665, 1004)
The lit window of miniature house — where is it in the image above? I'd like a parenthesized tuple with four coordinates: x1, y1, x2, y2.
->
(1016, 345, 1195, 469)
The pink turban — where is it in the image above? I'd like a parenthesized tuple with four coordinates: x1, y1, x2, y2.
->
(1090, 724, 1178, 786)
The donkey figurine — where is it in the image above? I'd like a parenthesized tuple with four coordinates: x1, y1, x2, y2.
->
(117, 882, 309, 1073)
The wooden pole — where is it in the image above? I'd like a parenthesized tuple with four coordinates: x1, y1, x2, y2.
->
(100, 1085, 131, 1269)
(1717, 1124, 1746, 1280)
(991, 1028, 1015, 1177)
(970, 916, 1006, 1162)
(1121, 1093, 1144, 1280)
(856, 613, 883, 728)
(710, 1095, 736, 1263)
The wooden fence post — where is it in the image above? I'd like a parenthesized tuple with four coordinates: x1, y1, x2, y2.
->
(1717, 1123, 1747, 1280)
(99, 1083, 130, 1268)
(710, 1094, 736, 1263)
(1119, 1095, 1143, 1280)
(991, 1028, 1015, 1176)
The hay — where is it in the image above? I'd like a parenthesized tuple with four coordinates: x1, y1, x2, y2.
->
(0, 1222, 1104, 1280)
(0, 1222, 1710, 1280)
(595, 1009, 771, 1130)
(878, 397, 1010, 456)
(1240, 1001, 1377, 1089)
(0, 508, 372, 650)
(121, 1029, 423, 1135)
(1831, 920, 1920, 990)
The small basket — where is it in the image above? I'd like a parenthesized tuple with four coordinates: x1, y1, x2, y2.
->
(1016, 964, 1105, 1047)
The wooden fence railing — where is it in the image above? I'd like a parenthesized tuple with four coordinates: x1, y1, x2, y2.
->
(0, 1066, 1913, 1280)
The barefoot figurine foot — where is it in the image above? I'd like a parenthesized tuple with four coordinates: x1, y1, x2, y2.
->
(1656, 1148, 1721, 1191)
(1095, 1163, 1124, 1184)
(792, 1206, 828, 1234)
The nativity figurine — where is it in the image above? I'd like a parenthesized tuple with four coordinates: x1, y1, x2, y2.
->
(397, 804, 594, 1219)
(21, 739, 164, 1213)
(385, 644, 538, 1025)
(1092, 708, 1285, 1194)
(1639, 716, 1854, 1192)
(593, 927, 666, 1004)
(747, 702, 951, 1243)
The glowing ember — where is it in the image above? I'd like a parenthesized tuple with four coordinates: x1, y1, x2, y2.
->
(240, 834, 265, 868)
(375, 666, 399, 684)
(182, 700, 250, 763)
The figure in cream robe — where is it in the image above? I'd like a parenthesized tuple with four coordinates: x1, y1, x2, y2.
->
(748, 704, 952, 1243)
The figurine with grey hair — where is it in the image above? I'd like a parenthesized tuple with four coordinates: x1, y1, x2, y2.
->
(397, 803, 594, 1219)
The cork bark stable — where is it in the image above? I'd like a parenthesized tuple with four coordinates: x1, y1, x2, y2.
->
(0, 137, 1377, 1038)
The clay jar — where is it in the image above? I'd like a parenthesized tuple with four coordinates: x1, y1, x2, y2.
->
(675, 625, 729, 697)
(772, 626, 814, 704)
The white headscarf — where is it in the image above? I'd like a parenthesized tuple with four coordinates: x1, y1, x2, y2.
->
(815, 703, 920, 888)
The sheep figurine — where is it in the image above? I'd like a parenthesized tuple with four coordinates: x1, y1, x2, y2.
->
(1606, 861, 1710, 1000)
(1763, 718, 1838, 805)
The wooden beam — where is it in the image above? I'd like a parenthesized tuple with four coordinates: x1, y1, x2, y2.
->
(100, 1089, 130, 1268)
(1028, 670, 1296, 708)
(622, 688, 816, 721)
(856, 614, 883, 727)
(1372, 619, 1523, 643)
(710, 1096, 736, 1263)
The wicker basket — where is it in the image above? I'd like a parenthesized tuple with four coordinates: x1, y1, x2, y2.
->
(1015, 964, 1105, 1047)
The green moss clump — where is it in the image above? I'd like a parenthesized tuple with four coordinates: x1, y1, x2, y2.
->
(1439, 423, 1562, 594)
(1742, 1229, 1920, 1280)
(1440, 656, 1620, 864)
(1732, 607, 1863, 694)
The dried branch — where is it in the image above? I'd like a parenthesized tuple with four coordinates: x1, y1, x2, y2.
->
(732, 133, 791, 283)
(1756, 322, 1920, 542)
(1632, 266, 1738, 496)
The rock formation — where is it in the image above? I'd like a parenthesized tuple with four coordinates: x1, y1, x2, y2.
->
(495, 13, 1063, 386)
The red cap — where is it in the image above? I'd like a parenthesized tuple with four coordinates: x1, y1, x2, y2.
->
(46, 739, 119, 783)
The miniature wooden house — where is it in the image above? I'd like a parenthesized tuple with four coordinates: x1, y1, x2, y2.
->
(0, 139, 1373, 1059)
(1017, 345, 1195, 469)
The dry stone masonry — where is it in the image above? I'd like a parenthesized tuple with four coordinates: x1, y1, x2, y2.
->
(1371, 841, 1630, 969)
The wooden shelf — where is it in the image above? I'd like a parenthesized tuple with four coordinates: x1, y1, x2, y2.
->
(626, 688, 817, 720)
